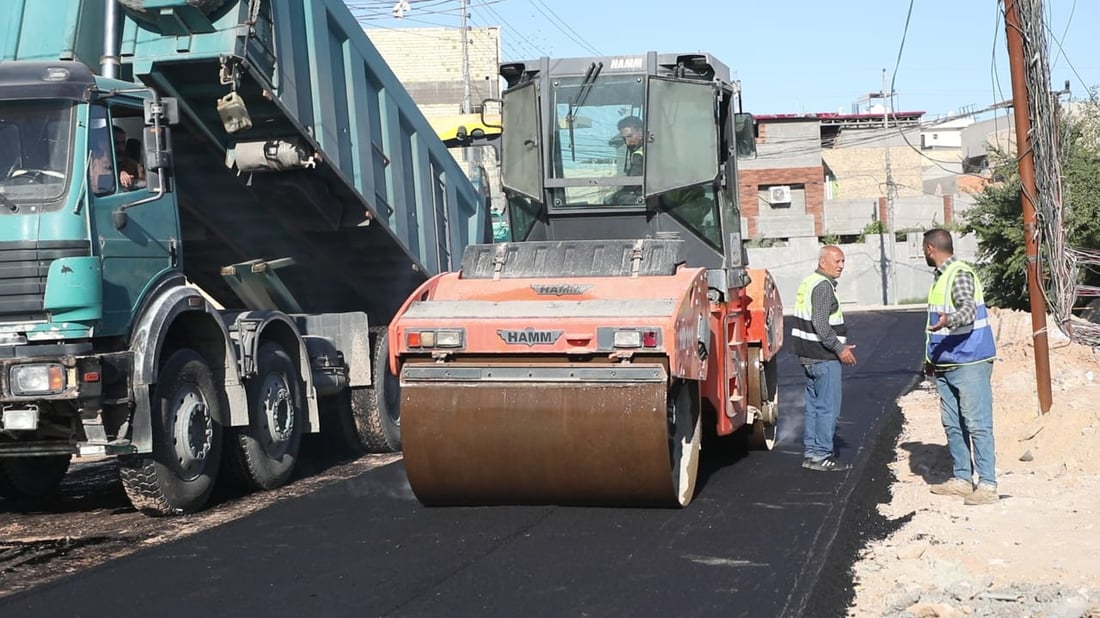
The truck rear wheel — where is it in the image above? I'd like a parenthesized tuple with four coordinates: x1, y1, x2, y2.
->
(225, 343, 303, 490)
(350, 328, 401, 453)
(119, 349, 223, 516)
(0, 455, 71, 499)
(314, 390, 365, 458)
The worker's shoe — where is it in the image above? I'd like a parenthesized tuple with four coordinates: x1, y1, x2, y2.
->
(929, 477, 974, 496)
(802, 456, 851, 472)
(963, 483, 999, 505)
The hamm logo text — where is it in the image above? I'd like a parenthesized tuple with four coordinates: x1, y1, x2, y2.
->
(497, 329, 563, 346)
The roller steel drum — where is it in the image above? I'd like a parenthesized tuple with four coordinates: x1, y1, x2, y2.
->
(401, 363, 702, 507)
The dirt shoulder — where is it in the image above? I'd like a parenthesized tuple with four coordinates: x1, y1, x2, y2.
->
(0, 448, 399, 598)
(848, 309, 1100, 617)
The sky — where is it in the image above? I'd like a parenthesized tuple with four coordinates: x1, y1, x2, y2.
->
(349, 0, 1100, 120)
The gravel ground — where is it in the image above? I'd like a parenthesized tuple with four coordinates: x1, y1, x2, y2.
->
(847, 309, 1100, 618)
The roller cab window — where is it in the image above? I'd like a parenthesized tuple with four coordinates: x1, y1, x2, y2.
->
(548, 73, 646, 208)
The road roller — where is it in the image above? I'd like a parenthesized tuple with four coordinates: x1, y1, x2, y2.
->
(389, 51, 784, 507)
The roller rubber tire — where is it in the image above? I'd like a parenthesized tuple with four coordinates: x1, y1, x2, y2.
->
(668, 380, 702, 507)
(744, 347, 779, 451)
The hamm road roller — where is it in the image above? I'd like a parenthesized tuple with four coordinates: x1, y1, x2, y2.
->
(389, 52, 784, 507)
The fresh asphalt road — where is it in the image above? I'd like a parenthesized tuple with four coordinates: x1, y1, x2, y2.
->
(0, 310, 927, 618)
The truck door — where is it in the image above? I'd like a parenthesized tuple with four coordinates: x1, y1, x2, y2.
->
(87, 102, 179, 337)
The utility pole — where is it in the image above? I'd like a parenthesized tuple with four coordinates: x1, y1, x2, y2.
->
(1004, 0, 1053, 414)
(881, 68, 898, 305)
(460, 0, 472, 114)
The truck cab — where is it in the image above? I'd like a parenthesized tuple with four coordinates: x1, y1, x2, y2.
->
(0, 62, 175, 415)
(0, 0, 490, 516)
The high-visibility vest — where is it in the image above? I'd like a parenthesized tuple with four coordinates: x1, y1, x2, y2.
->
(625, 147, 643, 176)
(791, 272, 846, 360)
(925, 260, 996, 366)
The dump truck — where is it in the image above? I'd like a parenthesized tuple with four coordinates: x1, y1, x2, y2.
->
(388, 52, 784, 507)
(0, 0, 489, 514)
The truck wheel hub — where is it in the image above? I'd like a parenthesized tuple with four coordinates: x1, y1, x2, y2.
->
(172, 386, 212, 474)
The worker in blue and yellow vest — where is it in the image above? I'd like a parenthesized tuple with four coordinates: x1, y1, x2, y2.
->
(922, 228, 999, 505)
(791, 245, 857, 472)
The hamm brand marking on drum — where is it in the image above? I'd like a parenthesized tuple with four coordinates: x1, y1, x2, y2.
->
(530, 284, 592, 296)
(497, 329, 563, 346)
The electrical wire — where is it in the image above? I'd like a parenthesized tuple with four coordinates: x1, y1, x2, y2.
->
(1001, 0, 1096, 345)
(527, 0, 600, 56)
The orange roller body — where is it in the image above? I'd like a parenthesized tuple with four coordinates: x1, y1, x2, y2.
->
(390, 265, 709, 507)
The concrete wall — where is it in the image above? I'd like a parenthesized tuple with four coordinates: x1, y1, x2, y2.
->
(747, 233, 980, 308)
(823, 194, 972, 236)
(823, 143, 923, 200)
(742, 121, 822, 170)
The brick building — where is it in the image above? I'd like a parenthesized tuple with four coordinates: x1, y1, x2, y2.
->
(741, 111, 959, 242)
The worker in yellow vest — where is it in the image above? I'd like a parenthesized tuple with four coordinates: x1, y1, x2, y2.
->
(617, 115, 644, 176)
(791, 245, 857, 471)
(922, 228, 999, 505)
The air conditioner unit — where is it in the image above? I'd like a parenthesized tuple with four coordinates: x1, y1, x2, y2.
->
(769, 185, 792, 203)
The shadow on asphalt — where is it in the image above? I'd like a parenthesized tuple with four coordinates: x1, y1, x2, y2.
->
(0, 435, 363, 516)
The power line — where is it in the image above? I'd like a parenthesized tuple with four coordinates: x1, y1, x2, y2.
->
(527, 0, 600, 56)
(480, 2, 546, 57)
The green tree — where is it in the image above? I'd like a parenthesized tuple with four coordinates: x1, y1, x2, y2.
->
(962, 93, 1100, 310)
(857, 219, 886, 243)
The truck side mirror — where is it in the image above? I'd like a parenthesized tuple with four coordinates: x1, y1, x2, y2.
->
(144, 97, 179, 126)
(142, 126, 173, 173)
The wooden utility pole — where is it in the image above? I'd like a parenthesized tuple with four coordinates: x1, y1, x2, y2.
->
(1004, 0, 1053, 414)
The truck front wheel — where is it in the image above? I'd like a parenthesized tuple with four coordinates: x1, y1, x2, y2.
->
(0, 455, 71, 499)
(119, 349, 223, 516)
(225, 343, 303, 490)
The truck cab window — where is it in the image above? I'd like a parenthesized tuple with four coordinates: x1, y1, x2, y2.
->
(88, 106, 116, 196)
(0, 100, 73, 210)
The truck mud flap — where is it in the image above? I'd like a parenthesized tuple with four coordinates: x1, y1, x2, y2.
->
(400, 364, 700, 507)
